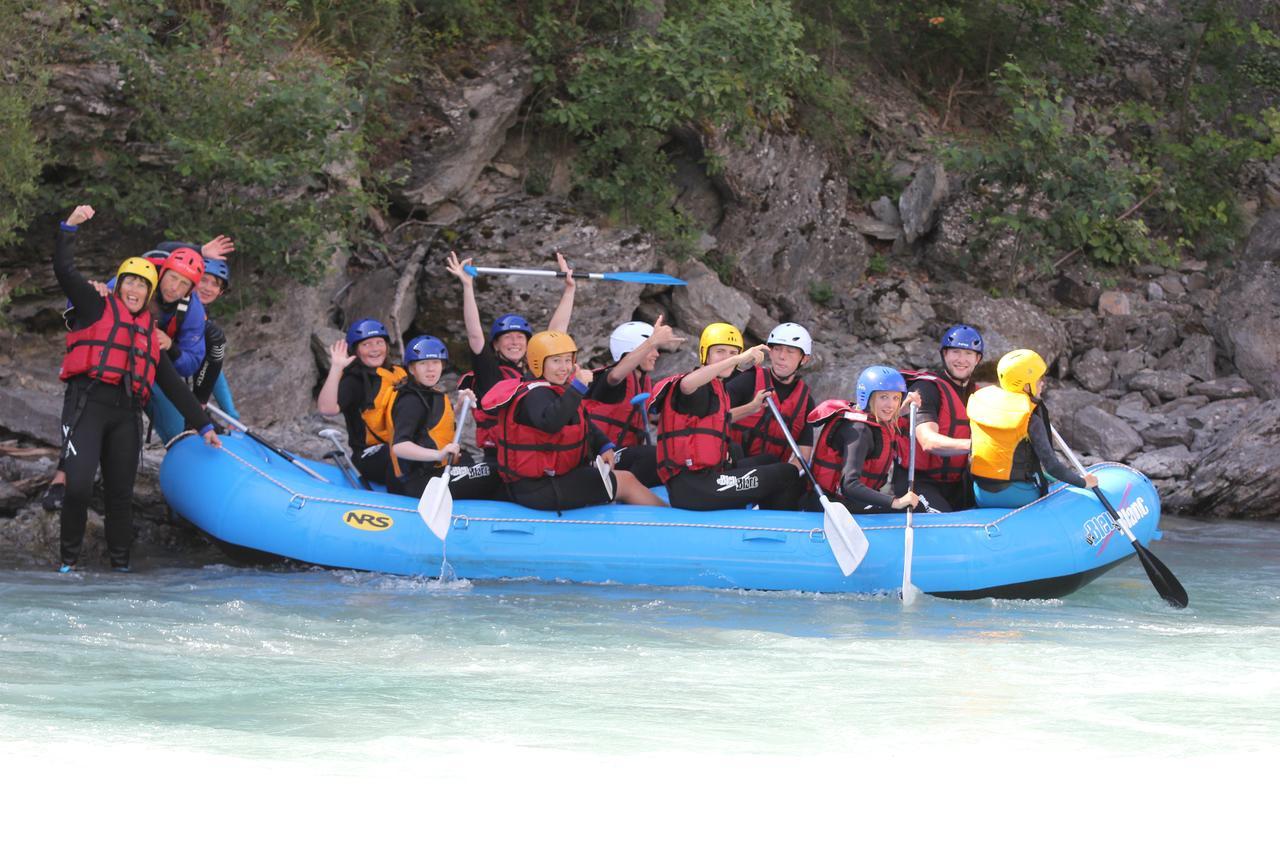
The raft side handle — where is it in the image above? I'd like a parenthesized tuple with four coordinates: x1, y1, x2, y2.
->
(452, 515, 470, 530)
(984, 521, 1001, 538)
(491, 523, 536, 536)
(741, 531, 788, 544)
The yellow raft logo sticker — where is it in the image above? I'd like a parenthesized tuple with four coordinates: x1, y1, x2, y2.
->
(343, 509, 394, 531)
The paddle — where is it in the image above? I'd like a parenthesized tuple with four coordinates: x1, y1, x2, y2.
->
(1050, 426, 1188, 609)
(764, 395, 869, 575)
(629, 391, 656, 446)
(901, 404, 921, 606)
(462, 265, 687, 287)
(318, 428, 369, 490)
(418, 397, 474, 542)
(207, 403, 328, 483)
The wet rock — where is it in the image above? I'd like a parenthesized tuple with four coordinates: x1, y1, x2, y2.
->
(1156, 333, 1216, 382)
(1056, 404, 1142, 461)
(1189, 376, 1255, 400)
(0, 381, 63, 447)
(1213, 258, 1280, 399)
(670, 260, 754, 337)
(1130, 445, 1196, 480)
(1127, 369, 1193, 401)
(899, 161, 948, 244)
(393, 44, 533, 213)
(1098, 291, 1131, 316)
(712, 130, 869, 326)
(1072, 347, 1113, 392)
(1183, 399, 1280, 519)
(1140, 420, 1195, 448)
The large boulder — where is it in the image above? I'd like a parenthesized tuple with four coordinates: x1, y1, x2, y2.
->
(1155, 333, 1216, 381)
(1183, 399, 1280, 518)
(0, 379, 64, 447)
(670, 260, 754, 336)
(1072, 347, 1113, 392)
(1130, 445, 1196, 480)
(899, 161, 949, 244)
(1213, 255, 1280, 399)
(929, 281, 1070, 368)
(390, 43, 533, 215)
(1055, 404, 1143, 461)
(710, 130, 870, 325)
(417, 200, 655, 368)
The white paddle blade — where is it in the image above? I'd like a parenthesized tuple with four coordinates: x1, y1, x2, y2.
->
(820, 496, 869, 576)
(902, 523, 920, 606)
(595, 455, 616, 501)
(418, 475, 453, 541)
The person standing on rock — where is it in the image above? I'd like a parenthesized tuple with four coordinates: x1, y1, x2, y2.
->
(317, 318, 406, 486)
(387, 335, 499, 500)
(485, 331, 666, 511)
(653, 323, 802, 510)
(53, 205, 221, 573)
(804, 365, 921, 515)
(968, 349, 1097, 508)
(892, 323, 983, 512)
(726, 322, 816, 467)
(583, 315, 684, 487)
(447, 250, 578, 462)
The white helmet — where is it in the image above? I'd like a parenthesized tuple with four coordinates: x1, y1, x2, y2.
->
(609, 321, 654, 362)
(766, 322, 812, 355)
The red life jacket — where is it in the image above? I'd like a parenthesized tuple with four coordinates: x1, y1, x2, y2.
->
(487, 380, 590, 483)
(59, 294, 161, 405)
(808, 400, 896, 495)
(898, 369, 972, 483)
(653, 374, 732, 484)
(459, 362, 524, 451)
(583, 368, 653, 448)
(729, 365, 811, 461)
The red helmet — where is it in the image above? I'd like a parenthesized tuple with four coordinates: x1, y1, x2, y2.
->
(159, 247, 205, 286)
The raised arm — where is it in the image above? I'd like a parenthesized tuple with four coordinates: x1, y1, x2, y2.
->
(547, 252, 576, 334)
(679, 344, 766, 395)
(606, 314, 683, 385)
(317, 339, 356, 416)
(447, 251, 486, 355)
(54, 206, 105, 318)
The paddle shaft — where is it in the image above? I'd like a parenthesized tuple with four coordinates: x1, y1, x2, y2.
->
(208, 403, 328, 483)
(319, 429, 368, 490)
(462, 265, 686, 286)
(764, 394, 825, 497)
(902, 405, 919, 605)
(450, 397, 474, 467)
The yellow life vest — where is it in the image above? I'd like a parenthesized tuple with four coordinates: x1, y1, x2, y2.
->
(967, 385, 1035, 482)
(388, 384, 456, 477)
(360, 365, 409, 446)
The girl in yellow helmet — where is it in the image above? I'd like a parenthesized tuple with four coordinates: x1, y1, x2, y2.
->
(967, 349, 1098, 508)
(485, 330, 666, 511)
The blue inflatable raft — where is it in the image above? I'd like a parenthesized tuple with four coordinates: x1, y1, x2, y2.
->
(159, 431, 1163, 599)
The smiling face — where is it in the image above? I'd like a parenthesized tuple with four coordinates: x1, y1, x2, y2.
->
(410, 358, 444, 387)
(494, 331, 529, 364)
(869, 390, 903, 424)
(541, 351, 577, 385)
(196, 273, 225, 306)
(640, 347, 661, 373)
(768, 343, 808, 381)
(158, 269, 194, 304)
(942, 347, 981, 382)
(116, 274, 151, 314)
(704, 343, 741, 366)
(355, 336, 388, 368)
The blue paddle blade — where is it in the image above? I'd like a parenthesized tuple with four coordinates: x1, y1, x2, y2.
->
(597, 271, 688, 286)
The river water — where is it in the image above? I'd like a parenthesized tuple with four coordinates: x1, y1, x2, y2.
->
(2, 516, 1277, 847)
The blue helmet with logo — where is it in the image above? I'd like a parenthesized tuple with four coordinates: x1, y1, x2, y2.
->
(855, 365, 907, 411)
(940, 323, 984, 356)
(203, 258, 230, 288)
(405, 335, 449, 364)
(346, 318, 391, 347)
(490, 313, 533, 342)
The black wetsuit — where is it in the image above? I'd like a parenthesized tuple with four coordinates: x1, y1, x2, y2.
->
(336, 366, 396, 483)
(55, 225, 212, 568)
(386, 382, 501, 500)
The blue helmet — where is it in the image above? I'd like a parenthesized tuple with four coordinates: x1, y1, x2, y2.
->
(490, 313, 533, 342)
(346, 318, 391, 347)
(405, 335, 449, 364)
(855, 365, 907, 411)
(203, 258, 230, 287)
(940, 323, 984, 356)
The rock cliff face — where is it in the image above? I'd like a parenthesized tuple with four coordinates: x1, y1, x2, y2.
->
(3, 37, 1280, 557)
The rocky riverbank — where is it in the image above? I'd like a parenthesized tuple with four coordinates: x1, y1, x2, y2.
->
(3, 34, 1279, 567)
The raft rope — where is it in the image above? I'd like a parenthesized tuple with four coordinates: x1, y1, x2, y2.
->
(214, 442, 1137, 536)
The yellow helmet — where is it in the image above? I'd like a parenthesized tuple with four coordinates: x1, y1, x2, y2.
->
(115, 257, 159, 301)
(526, 330, 578, 379)
(698, 322, 744, 364)
(997, 349, 1048, 394)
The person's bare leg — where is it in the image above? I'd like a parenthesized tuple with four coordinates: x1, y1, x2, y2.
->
(615, 470, 666, 506)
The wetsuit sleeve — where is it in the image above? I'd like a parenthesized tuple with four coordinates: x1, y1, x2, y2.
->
(155, 354, 212, 433)
(1028, 409, 1085, 487)
(912, 380, 943, 424)
(168, 296, 207, 377)
(586, 371, 627, 403)
(53, 226, 106, 326)
(838, 422, 895, 509)
(191, 319, 226, 404)
(588, 422, 612, 455)
(391, 391, 433, 448)
(337, 373, 369, 452)
(516, 385, 587, 433)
